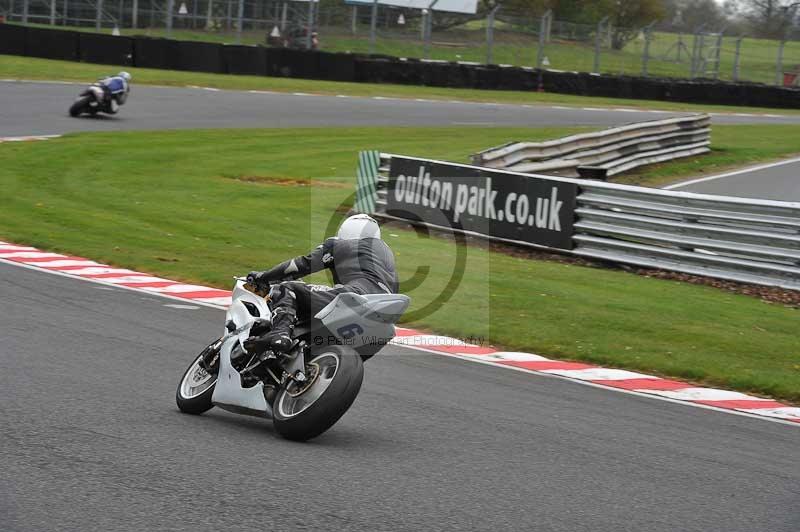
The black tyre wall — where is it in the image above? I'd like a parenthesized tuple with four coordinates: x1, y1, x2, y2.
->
(175, 40, 224, 73)
(316, 51, 356, 82)
(267, 48, 319, 79)
(223, 44, 268, 76)
(132, 37, 178, 70)
(79, 33, 134, 66)
(25, 26, 79, 61)
(0, 24, 27, 55)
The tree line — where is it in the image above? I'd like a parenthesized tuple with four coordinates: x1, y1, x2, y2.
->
(478, 0, 800, 45)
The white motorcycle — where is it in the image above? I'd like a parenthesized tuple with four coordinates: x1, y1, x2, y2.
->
(176, 277, 409, 441)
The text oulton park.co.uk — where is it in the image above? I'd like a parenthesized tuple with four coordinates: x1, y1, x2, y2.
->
(394, 167, 565, 231)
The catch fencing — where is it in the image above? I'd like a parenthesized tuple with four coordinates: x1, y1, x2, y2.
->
(355, 151, 800, 291)
(3, 22, 800, 109)
(4, 0, 800, 86)
(472, 114, 711, 180)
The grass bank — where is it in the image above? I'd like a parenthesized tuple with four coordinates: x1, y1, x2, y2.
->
(0, 125, 798, 402)
(2, 54, 799, 116)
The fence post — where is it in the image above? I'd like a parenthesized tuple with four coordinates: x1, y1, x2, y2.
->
(641, 21, 656, 77)
(690, 24, 705, 78)
(369, 0, 378, 54)
(166, 0, 174, 37)
(486, 5, 500, 65)
(776, 32, 788, 86)
(49, 0, 56, 24)
(351, 5, 357, 35)
(63, 0, 68, 24)
(280, 2, 287, 31)
(732, 35, 744, 82)
(593, 16, 608, 73)
(235, 0, 243, 43)
(306, 0, 314, 49)
(132, 0, 138, 28)
(423, 0, 438, 59)
(544, 10, 552, 42)
(537, 10, 552, 91)
(96, 0, 103, 29)
(224, 0, 230, 31)
(697, 32, 707, 75)
(537, 9, 551, 69)
(712, 30, 724, 79)
(22, 0, 29, 24)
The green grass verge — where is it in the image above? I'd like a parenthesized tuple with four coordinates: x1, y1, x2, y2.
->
(3, 54, 800, 116)
(0, 125, 798, 402)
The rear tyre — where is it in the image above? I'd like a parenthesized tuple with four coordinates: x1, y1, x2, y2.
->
(272, 345, 364, 441)
(176, 341, 220, 415)
(69, 96, 91, 117)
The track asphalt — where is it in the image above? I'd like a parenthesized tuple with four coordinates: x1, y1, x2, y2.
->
(2, 81, 799, 530)
(2, 80, 800, 138)
(1, 261, 799, 532)
(665, 158, 800, 201)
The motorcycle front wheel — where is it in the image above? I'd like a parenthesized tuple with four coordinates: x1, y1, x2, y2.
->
(69, 95, 91, 117)
(272, 345, 364, 441)
(176, 340, 220, 415)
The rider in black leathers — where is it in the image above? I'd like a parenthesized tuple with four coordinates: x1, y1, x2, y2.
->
(244, 214, 399, 354)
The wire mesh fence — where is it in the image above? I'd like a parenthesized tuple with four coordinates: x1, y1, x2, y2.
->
(4, 0, 800, 86)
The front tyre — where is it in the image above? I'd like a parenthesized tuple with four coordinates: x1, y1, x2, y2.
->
(69, 95, 91, 117)
(176, 342, 220, 415)
(273, 345, 364, 441)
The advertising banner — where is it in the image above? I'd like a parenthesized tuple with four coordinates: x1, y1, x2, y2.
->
(387, 157, 577, 250)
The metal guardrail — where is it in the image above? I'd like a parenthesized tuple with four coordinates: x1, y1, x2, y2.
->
(471, 114, 711, 180)
(359, 152, 800, 291)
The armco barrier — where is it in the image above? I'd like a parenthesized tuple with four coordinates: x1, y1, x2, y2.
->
(355, 152, 800, 291)
(473, 115, 711, 179)
(4, 24, 800, 109)
(223, 45, 267, 76)
(0, 23, 26, 56)
(78, 33, 133, 66)
(24, 26, 79, 62)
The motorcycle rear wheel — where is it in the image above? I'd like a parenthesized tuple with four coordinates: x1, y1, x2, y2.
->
(176, 341, 220, 415)
(69, 96, 91, 117)
(272, 345, 364, 441)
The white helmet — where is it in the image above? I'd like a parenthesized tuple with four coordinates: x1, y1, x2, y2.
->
(118, 71, 131, 82)
(337, 214, 381, 240)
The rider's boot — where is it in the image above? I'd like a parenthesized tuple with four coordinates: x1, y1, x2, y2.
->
(263, 307, 296, 354)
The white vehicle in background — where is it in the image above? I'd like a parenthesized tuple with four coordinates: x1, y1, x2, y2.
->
(176, 276, 409, 441)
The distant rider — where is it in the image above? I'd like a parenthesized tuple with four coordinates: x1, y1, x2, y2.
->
(244, 214, 399, 354)
(97, 71, 131, 113)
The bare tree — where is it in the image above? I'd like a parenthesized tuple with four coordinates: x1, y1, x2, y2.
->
(735, 0, 799, 37)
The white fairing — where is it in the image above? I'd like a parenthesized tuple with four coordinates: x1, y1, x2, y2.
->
(315, 292, 410, 347)
(211, 280, 273, 417)
(211, 280, 407, 417)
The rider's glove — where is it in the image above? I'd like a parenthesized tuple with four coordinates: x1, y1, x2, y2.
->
(243, 334, 270, 354)
(247, 271, 269, 286)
